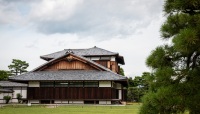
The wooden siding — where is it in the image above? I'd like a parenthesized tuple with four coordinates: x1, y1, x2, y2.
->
(42, 60, 96, 71)
(27, 87, 117, 100)
(37, 54, 120, 73)
(111, 61, 119, 73)
(94, 60, 119, 73)
(94, 60, 108, 68)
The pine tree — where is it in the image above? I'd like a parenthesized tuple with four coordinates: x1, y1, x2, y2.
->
(140, 0, 200, 114)
(8, 59, 29, 75)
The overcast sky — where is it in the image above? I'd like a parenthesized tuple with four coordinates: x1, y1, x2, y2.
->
(0, 0, 166, 77)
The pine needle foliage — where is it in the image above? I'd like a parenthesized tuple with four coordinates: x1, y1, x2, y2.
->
(140, 0, 200, 114)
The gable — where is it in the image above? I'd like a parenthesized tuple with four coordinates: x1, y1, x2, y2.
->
(34, 54, 108, 71)
(42, 59, 96, 71)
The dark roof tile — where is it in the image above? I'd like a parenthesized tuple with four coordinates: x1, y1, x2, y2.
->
(40, 47, 118, 60)
(10, 70, 127, 81)
(0, 81, 27, 87)
(0, 89, 13, 93)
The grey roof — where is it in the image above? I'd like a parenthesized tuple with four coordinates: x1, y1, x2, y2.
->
(9, 70, 127, 81)
(40, 46, 118, 60)
(32, 52, 112, 72)
(0, 81, 27, 87)
(0, 89, 13, 93)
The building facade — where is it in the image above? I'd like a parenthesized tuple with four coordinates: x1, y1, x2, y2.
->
(0, 81, 27, 103)
(7, 47, 127, 104)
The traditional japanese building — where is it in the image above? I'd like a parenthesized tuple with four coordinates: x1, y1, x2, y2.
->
(0, 81, 27, 103)
(8, 46, 127, 104)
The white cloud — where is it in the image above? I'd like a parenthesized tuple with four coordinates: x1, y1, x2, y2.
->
(31, 0, 163, 39)
(29, 0, 82, 21)
(0, 0, 165, 77)
(0, 1, 21, 25)
(0, 0, 163, 40)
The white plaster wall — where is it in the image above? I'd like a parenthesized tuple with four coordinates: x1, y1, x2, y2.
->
(118, 90, 122, 99)
(99, 101, 111, 105)
(12, 87, 27, 99)
(91, 57, 100, 60)
(99, 81, 111, 87)
(111, 56, 115, 61)
(13, 88, 21, 99)
(69, 101, 83, 104)
(116, 83, 122, 89)
(0, 100, 4, 103)
(21, 88, 27, 98)
(3, 93, 12, 98)
(29, 82, 40, 87)
(0, 93, 3, 99)
(54, 100, 62, 103)
(11, 99, 18, 103)
(29, 100, 39, 104)
(62, 100, 68, 104)
(0, 93, 3, 103)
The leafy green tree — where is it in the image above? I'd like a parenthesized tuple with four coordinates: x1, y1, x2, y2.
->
(140, 0, 200, 114)
(128, 77, 134, 87)
(127, 72, 150, 102)
(0, 70, 11, 80)
(8, 59, 29, 75)
(127, 87, 137, 101)
(119, 67, 125, 76)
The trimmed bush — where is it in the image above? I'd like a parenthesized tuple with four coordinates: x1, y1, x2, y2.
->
(16, 93, 22, 103)
(3, 96, 11, 104)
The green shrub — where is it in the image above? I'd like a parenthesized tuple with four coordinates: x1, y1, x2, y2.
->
(3, 96, 11, 104)
(16, 93, 22, 103)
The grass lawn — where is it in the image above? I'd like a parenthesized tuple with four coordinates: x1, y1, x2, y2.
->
(0, 103, 141, 114)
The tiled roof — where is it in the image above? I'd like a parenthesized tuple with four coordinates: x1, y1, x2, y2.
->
(32, 52, 112, 72)
(40, 46, 118, 60)
(0, 81, 27, 87)
(0, 89, 13, 93)
(9, 70, 127, 81)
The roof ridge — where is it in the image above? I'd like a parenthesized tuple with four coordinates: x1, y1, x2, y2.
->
(40, 47, 123, 63)
(64, 48, 86, 50)
(88, 46, 118, 54)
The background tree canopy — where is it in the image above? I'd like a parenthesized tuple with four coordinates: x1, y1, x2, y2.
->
(140, 0, 200, 114)
(0, 70, 11, 81)
(127, 72, 150, 102)
(119, 67, 125, 76)
(8, 59, 29, 75)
